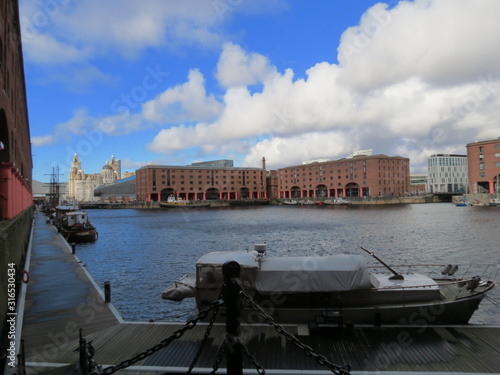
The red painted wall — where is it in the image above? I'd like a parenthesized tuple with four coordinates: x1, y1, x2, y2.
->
(0, 163, 32, 220)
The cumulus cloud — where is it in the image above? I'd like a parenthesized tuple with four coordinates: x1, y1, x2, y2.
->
(147, 0, 500, 173)
(216, 42, 278, 87)
(142, 69, 223, 124)
(337, 0, 500, 89)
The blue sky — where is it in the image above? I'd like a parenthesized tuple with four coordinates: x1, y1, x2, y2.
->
(21, 0, 500, 183)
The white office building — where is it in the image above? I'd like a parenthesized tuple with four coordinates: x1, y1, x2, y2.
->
(427, 154, 468, 193)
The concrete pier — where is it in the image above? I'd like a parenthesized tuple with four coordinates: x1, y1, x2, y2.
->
(15, 212, 500, 374)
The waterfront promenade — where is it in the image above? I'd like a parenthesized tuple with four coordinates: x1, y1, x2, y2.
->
(17, 212, 500, 374)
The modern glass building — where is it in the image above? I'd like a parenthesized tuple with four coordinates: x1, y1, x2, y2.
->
(426, 154, 468, 193)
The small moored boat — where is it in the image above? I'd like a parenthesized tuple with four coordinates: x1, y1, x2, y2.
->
(324, 197, 351, 205)
(59, 211, 98, 243)
(160, 195, 211, 208)
(162, 244, 496, 326)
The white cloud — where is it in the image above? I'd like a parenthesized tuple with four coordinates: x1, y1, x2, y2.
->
(31, 135, 54, 147)
(242, 132, 355, 170)
(20, 0, 286, 62)
(337, 0, 500, 89)
(22, 34, 85, 64)
(142, 69, 223, 124)
(147, 0, 500, 172)
(216, 42, 278, 87)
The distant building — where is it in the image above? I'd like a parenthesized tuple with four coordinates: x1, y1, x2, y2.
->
(136, 160, 266, 201)
(410, 174, 427, 195)
(94, 176, 136, 202)
(466, 138, 500, 194)
(32, 180, 68, 204)
(122, 171, 136, 179)
(68, 154, 122, 201)
(191, 159, 234, 167)
(426, 154, 468, 193)
(277, 154, 410, 198)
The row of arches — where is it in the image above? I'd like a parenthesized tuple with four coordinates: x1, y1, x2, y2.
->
(148, 187, 267, 202)
(279, 184, 370, 199)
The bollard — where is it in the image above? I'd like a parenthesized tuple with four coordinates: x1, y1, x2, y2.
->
(104, 281, 111, 303)
(222, 261, 243, 375)
(374, 311, 381, 327)
(79, 329, 89, 375)
(71, 243, 76, 254)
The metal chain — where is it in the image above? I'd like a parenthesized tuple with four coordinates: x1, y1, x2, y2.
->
(238, 288, 351, 375)
(187, 300, 221, 373)
(100, 299, 224, 375)
(240, 342, 266, 374)
(209, 340, 226, 375)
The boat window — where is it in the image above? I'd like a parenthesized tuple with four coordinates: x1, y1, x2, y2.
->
(198, 266, 223, 286)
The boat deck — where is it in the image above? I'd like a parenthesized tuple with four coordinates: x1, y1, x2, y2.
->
(15, 212, 500, 374)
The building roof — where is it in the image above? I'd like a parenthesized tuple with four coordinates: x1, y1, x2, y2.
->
(279, 154, 409, 170)
(466, 137, 500, 147)
(137, 164, 264, 171)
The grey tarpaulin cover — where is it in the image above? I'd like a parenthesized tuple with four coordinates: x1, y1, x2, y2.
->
(255, 254, 372, 293)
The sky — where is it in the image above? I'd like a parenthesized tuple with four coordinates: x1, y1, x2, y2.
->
(21, 0, 500, 183)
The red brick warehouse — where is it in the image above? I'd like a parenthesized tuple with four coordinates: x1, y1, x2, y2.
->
(466, 138, 500, 194)
(276, 154, 410, 199)
(136, 160, 267, 202)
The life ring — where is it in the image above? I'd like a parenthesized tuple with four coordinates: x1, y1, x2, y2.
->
(22, 270, 30, 284)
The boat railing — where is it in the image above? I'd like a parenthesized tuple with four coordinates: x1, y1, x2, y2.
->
(175, 273, 196, 286)
(368, 263, 499, 281)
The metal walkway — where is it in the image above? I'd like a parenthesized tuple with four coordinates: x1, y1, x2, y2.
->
(18, 212, 500, 374)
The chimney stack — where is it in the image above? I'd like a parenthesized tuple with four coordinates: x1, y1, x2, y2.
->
(262, 157, 266, 170)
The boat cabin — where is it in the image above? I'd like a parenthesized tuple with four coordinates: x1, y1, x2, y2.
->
(62, 211, 91, 227)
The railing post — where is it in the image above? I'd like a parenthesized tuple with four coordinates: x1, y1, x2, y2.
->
(222, 261, 242, 375)
(78, 329, 88, 375)
(104, 281, 111, 303)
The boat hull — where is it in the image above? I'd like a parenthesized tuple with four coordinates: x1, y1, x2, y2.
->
(60, 227, 98, 243)
(199, 290, 487, 326)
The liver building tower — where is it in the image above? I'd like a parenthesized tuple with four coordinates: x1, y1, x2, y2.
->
(68, 154, 121, 201)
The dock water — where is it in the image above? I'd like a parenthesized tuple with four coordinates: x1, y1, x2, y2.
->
(18, 212, 500, 374)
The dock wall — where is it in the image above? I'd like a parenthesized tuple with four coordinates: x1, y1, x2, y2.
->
(0, 206, 33, 364)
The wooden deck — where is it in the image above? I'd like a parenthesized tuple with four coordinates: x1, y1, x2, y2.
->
(19, 212, 500, 374)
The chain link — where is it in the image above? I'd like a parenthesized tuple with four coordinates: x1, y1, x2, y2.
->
(187, 299, 221, 373)
(238, 288, 351, 375)
(209, 340, 226, 375)
(240, 342, 266, 374)
(99, 299, 224, 375)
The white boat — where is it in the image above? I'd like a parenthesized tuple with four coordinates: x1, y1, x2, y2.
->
(162, 244, 496, 326)
(159, 195, 210, 208)
(300, 199, 316, 205)
(324, 197, 351, 205)
(283, 200, 298, 205)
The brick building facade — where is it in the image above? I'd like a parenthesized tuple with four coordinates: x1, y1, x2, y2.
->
(277, 154, 410, 199)
(1, 0, 34, 366)
(136, 163, 267, 202)
(466, 138, 500, 194)
(0, 0, 33, 220)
